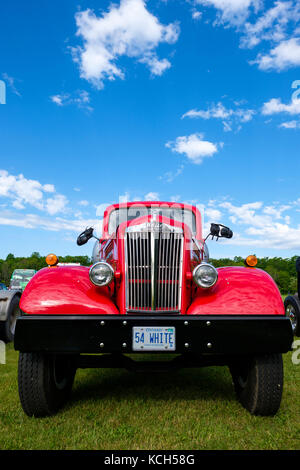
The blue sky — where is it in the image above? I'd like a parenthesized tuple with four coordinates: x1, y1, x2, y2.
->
(0, 0, 300, 260)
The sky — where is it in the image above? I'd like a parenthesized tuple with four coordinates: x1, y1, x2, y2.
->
(0, 0, 300, 260)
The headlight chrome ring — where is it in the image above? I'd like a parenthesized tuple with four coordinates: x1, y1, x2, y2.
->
(89, 261, 114, 287)
(193, 263, 218, 289)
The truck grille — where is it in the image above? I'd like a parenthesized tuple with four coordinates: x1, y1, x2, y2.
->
(125, 226, 183, 312)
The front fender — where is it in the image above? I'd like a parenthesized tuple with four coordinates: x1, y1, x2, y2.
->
(20, 266, 119, 315)
(187, 266, 284, 316)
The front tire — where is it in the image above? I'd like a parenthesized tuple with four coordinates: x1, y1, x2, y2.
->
(18, 352, 76, 417)
(284, 295, 300, 336)
(230, 354, 283, 416)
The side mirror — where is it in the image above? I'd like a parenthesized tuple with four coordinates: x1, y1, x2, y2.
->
(207, 223, 233, 241)
(220, 226, 233, 239)
(77, 227, 94, 246)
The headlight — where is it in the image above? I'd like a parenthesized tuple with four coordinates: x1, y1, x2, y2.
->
(193, 263, 218, 288)
(89, 262, 114, 287)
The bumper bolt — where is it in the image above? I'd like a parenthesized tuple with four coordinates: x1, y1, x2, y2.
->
(207, 343, 212, 349)
(184, 343, 189, 348)
(122, 343, 127, 348)
(100, 343, 104, 348)
(100, 321, 105, 326)
(123, 321, 127, 326)
(184, 321, 189, 326)
(206, 321, 211, 326)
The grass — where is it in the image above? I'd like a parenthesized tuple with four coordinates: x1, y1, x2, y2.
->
(0, 344, 299, 450)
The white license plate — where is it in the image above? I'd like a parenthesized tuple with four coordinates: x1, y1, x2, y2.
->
(132, 326, 176, 351)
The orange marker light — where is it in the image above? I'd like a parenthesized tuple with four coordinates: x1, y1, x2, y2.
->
(46, 253, 59, 267)
(245, 255, 257, 267)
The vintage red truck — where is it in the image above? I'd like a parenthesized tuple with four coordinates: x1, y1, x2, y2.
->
(14, 201, 294, 417)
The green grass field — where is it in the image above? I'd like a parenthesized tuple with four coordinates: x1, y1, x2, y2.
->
(0, 344, 299, 450)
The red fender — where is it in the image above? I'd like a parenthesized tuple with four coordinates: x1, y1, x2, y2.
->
(187, 266, 285, 316)
(20, 266, 119, 315)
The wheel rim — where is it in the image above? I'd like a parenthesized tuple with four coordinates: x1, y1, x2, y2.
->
(53, 356, 68, 390)
(286, 304, 297, 333)
(9, 304, 20, 336)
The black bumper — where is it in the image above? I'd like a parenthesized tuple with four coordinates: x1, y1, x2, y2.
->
(14, 314, 293, 355)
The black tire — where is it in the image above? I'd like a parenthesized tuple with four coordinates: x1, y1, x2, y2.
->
(284, 295, 300, 336)
(18, 352, 76, 417)
(0, 295, 20, 343)
(229, 354, 283, 416)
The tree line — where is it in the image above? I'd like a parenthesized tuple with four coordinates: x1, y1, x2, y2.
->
(0, 252, 298, 294)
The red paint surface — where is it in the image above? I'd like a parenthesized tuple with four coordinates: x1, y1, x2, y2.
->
(187, 267, 285, 316)
(20, 266, 119, 315)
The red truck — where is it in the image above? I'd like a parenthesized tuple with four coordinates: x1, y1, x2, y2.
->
(14, 201, 293, 417)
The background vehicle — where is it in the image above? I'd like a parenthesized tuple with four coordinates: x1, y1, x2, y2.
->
(284, 257, 300, 336)
(0, 283, 7, 290)
(14, 202, 293, 418)
(9, 269, 37, 291)
(0, 269, 36, 343)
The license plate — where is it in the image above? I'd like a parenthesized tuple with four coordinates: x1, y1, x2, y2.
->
(132, 326, 176, 351)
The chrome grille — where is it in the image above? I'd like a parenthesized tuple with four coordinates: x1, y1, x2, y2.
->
(125, 225, 183, 312)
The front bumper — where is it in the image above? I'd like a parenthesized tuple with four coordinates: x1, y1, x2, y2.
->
(14, 314, 293, 355)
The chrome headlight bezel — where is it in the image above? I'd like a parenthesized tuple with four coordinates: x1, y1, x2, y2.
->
(192, 263, 218, 289)
(89, 261, 114, 287)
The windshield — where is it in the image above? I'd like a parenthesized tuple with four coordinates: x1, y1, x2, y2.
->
(108, 207, 196, 235)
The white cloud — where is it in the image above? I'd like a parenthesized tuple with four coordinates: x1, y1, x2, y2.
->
(262, 97, 300, 115)
(0, 211, 100, 234)
(182, 102, 255, 131)
(144, 192, 160, 201)
(50, 90, 92, 110)
(159, 165, 184, 183)
(215, 199, 300, 250)
(45, 195, 69, 215)
(195, 0, 261, 26)
(0, 170, 68, 215)
(166, 133, 219, 164)
(2, 73, 21, 97)
(182, 102, 232, 120)
(43, 184, 55, 193)
(204, 207, 222, 221)
(191, 9, 202, 20)
(241, 1, 300, 49)
(254, 37, 300, 71)
(193, 0, 300, 72)
(72, 0, 180, 88)
(78, 200, 89, 206)
(119, 192, 131, 203)
(279, 120, 300, 128)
